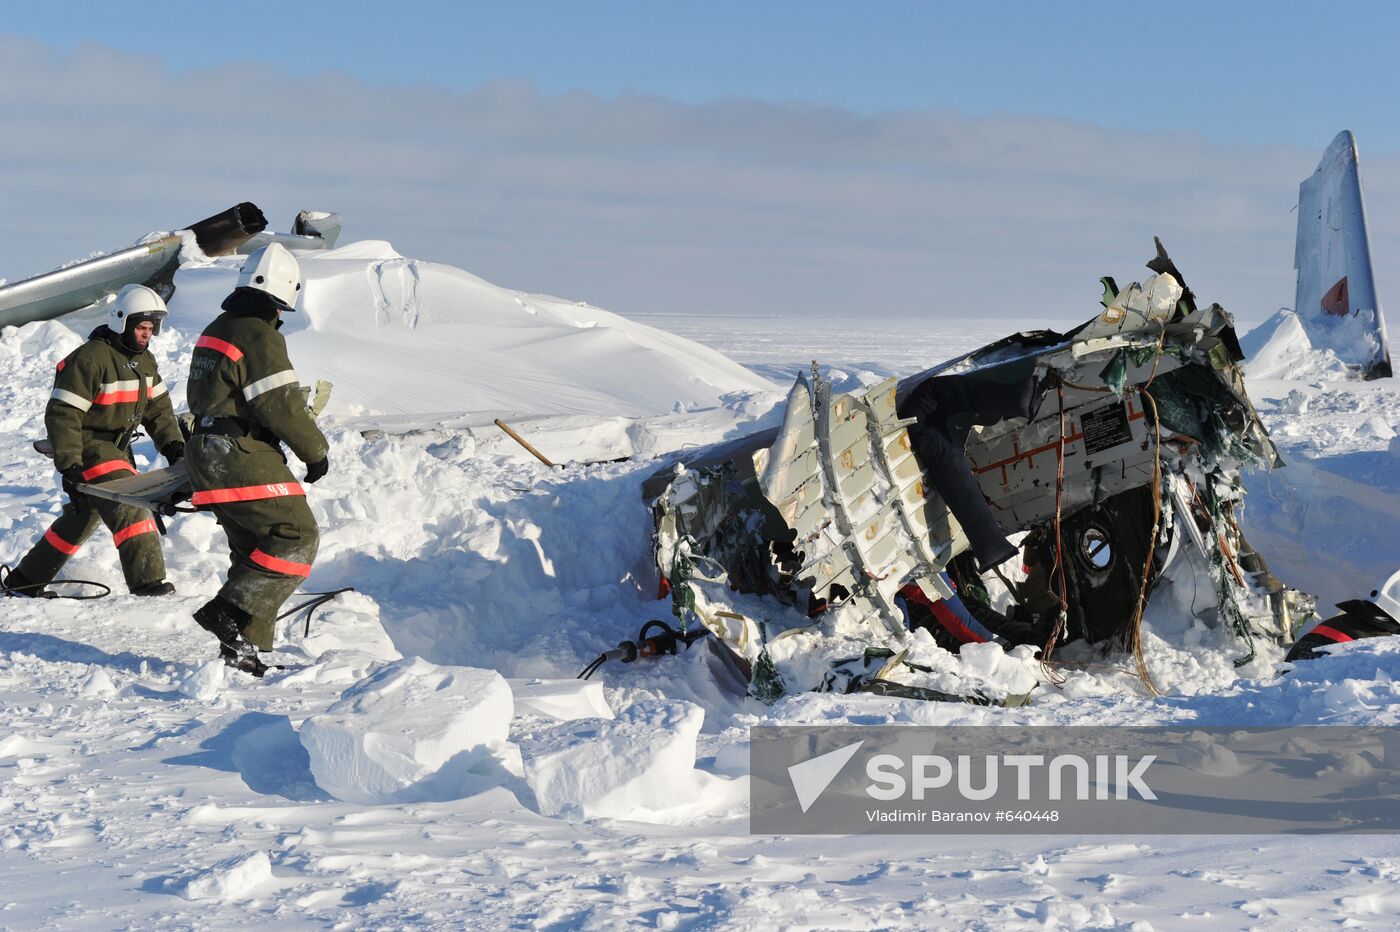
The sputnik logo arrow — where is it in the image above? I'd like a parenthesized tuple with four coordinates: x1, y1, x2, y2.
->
(788, 740, 864, 813)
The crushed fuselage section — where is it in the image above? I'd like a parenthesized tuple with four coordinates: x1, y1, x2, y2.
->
(647, 256, 1303, 702)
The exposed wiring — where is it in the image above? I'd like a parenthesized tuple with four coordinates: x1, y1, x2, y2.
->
(1127, 388, 1163, 697)
(1038, 380, 1070, 687)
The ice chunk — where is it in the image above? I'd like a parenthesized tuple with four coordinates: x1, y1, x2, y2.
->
(180, 851, 271, 901)
(1360, 416, 1395, 441)
(178, 660, 226, 700)
(510, 678, 614, 721)
(1280, 389, 1311, 415)
(79, 666, 117, 699)
(299, 658, 513, 804)
(521, 700, 714, 820)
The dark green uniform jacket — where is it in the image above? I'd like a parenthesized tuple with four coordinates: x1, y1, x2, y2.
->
(186, 298, 328, 491)
(15, 326, 182, 589)
(185, 290, 329, 648)
(48, 326, 183, 473)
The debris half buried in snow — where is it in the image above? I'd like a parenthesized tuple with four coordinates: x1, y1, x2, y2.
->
(299, 657, 514, 804)
(179, 851, 272, 901)
(510, 678, 614, 722)
(520, 700, 734, 822)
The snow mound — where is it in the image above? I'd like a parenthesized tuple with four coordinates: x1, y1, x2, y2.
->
(299, 658, 514, 804)
(167, 240, 774, 425)
(1241, 309, 1349, 381)
(519, 700, 739, 822)
(78, 666, 117, 699)
(279, 590, 401, 663)
(178, 660, 227, 700)
(179, 851, 271, 902)
(511, 678, 614, 721)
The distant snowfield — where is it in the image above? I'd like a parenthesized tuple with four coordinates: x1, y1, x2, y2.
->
(2, 243, 1399, 928)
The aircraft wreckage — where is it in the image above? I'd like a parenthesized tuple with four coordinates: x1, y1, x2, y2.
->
(0, 202, 340, 330)
(643, 242, 1312, 705)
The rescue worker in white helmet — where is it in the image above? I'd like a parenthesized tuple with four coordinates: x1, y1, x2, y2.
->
(1285, 568, 1400, 662)
(184, 243, 329, 676)
(3, 284, 185, 598)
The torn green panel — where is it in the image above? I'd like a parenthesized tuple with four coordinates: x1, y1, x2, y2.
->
(1099, 350, 1128, 395)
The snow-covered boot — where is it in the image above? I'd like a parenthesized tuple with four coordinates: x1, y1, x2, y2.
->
(193, 597, 269, 678)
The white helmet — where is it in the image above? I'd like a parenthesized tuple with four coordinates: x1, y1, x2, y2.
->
(1369, 568, 1400, 622)
(109, 284, 168, 336)
(236, 242, 302, 310)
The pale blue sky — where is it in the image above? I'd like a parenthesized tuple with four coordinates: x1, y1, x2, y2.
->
(3, 5, 1398, 323)
(10, 1, 1400, 151)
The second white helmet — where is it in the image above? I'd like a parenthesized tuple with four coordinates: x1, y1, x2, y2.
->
(109, 284, 168, 336)
(1370, 568, 1400, 622)
(237, 242, 302, 310)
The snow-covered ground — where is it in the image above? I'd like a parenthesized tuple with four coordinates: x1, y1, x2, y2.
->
(2, 244, 1399, 929)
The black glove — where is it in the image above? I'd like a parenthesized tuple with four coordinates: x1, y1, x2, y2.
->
(161, 441, 185, 464)
(304, 456, 329, 484)
(60, 465, 87, 502)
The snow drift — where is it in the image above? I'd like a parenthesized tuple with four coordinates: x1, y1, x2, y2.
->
(166, 240, 775, 426)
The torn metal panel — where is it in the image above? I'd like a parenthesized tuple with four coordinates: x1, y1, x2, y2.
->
(76, 462, 193, 517)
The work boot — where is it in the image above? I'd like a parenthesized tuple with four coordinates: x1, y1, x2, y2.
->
(193, 597, 268, 678)
(131, 580, 177, 597)
(218, 643, 272, 678)
(2, 568, 55, 599)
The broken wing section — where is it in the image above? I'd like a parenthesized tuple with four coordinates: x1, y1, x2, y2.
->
(1293, 130, 1391, 379)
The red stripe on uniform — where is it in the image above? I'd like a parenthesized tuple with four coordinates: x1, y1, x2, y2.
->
(930, 600, 989, 645)
(899, 583, 989, 645)
(1309, 625, 1355, 644)
(112, 519, 157, 546)
(191, 482, 306, 505)
(82, 460, 138, 481)
(196, 335, 244, 361)
(250, 548, 312, 578)
(43, 527, 81, 555)
(56, 360, 66, 373)
(92, 390, 141, 405)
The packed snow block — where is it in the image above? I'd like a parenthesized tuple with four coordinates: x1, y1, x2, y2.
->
(180, 851, 271, 901)
(520, 700, 705, 820)
(178, 660, 227, 701)
(299, 658, 514, 804)
(510, 678, 614, 721)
